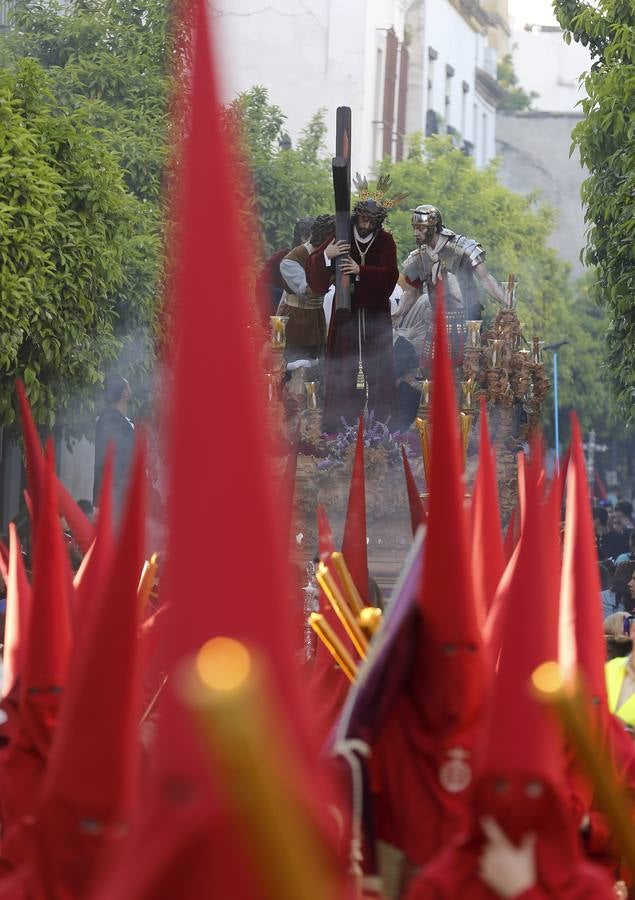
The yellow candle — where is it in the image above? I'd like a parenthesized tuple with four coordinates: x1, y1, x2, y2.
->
(137, 552, 159, 614)
(330, 552, 365, 616)
(533, 662, 635, 874)
(309, 613, 358, 683)
(182, 638, 339, 900)
(316, 563, 368, 659)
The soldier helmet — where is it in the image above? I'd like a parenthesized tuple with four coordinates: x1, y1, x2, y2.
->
(411, 205, 443, 232)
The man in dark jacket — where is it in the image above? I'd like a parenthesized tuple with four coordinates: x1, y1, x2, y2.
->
(93, 375, 135, 517)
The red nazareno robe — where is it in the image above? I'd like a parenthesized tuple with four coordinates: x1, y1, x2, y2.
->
(306, 230, 398, 432)
(406, 794, 615, 900)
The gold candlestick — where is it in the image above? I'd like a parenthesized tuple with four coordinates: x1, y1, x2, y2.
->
(265, 372, 276, 403)
(304, 381, 318, 411)
(415, 416, 431, 487)
(460, 379, 476, 411)
(459, 412, 472, 464)
(466, 321, 481, 349)
(419, 379, 431, 410)
(269, 315, 289, 350)
(489, 338, 503, 368)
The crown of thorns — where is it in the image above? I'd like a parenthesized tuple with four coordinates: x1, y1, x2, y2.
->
(352, 173, 409, 211)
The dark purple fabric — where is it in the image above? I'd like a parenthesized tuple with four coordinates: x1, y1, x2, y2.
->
(335, 532, 424, 747)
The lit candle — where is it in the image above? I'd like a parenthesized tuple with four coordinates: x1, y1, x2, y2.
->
(461, 379, 475, 409)
(420, 379, 431, 406)
(305, 381, 318, 410)
(316, 563, 368, 659)
(269, 315, 289, 350)
(489, 338, 503, 367)
(415, 417, 431, 488)
(265, 372, 276, 402)
(466, 320, 481, 349)
(310, 613, 358, 682)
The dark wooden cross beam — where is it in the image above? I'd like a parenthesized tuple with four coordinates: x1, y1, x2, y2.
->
(332, 106, 352, 314)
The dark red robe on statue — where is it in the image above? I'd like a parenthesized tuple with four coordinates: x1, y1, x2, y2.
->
(306, 230, 398, 432)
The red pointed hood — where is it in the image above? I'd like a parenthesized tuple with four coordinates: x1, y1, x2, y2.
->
(33, 440, 146, 896)
(17, 381, 95, 558)
(16, 381, 44, 522)
(2, 524, 32, 700)
(417, 286, 484, 731)
(341, 417, 368, 604)
(559, 415, 608, 720)
(402, 447, 426, 537)
(311, 506, 356, 741)
(19, 443, 72, 757)
(93, 0, 345, 893)
(280, 423, 300, 554)
(476, 449, 564, 839)
(317, 505, 335, 561)
(56, 479, 95, 558)
(502, 507, 518, 563)
(72, 448, 115, 622)
(471, 398, 504, 624)
(594, 468, 608, 502)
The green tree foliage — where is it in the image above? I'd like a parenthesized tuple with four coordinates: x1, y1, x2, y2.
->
(227, 87, 333, 255)
(497, 52, 539, 112)
(552, 0, 635, 411)
(1, 0, 172, 428)
(0, 59, 158, 428)
(3, 0, 172, 204)
(379, 136, 611, 432)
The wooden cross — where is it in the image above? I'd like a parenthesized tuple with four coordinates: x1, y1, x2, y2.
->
(332, 106, 352, 314)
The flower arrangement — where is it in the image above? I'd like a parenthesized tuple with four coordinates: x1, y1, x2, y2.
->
(315, 412, 405, 473)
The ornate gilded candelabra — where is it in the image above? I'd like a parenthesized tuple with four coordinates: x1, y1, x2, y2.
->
(413, 276, 549, 517)
(468, 277, 548, 517)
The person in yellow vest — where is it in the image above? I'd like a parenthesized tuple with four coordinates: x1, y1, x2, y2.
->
(605, 573, 635, 728)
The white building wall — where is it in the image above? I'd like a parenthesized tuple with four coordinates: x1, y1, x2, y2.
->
(403, 1, 498, 165)
(511, 26, 589, 113)
(422, 0, 480, 141)
(212, 0, 498, 172)
(212, 0, 405, 177)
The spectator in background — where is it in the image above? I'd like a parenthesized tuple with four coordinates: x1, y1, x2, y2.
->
(93, 375, 135, 519)
(604, 612, 632, 661)
(604, 501, 633, 558)
(605, 601, 635, 728)
(613, 561, 635, 614)
(599, 561, 617, 617)
(593, 505, 610, 558)
(615, 529, 635, 566)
